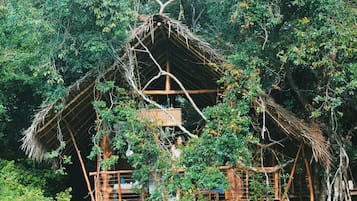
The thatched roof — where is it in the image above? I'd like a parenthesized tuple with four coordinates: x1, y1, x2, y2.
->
(22, 14, 331, 166)
(21, 14, 224, 161)
(253, 94, 331, 167)
(22, 72, 98, 161)
(131, 15, 224, 69)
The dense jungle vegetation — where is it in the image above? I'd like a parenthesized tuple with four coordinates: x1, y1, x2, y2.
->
(0, 0, 356, 200)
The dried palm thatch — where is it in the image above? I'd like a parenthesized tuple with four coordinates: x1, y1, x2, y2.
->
(130, 14, 225, 74)
(21, 72, 98, 161)
(253, 94, 331, 167)
(21, 65, 122, 161)
(21, 14, 224, 161)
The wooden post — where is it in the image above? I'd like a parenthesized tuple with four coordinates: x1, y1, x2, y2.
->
(282, 144, 303, 201)
(94, 173, 100, 201)
(302, 145, 314, 201)
(64, 120, 96, 201)
(245, 170, 249, 199)
(95, 113, 102, 201)
(117, 171, 122, 201)
(101, 172, 113, 201)
(274, 170, 280, 200)
(95, 155, 101, 200)
(99, 123, 113, 201)
(165, 59, 171, 91)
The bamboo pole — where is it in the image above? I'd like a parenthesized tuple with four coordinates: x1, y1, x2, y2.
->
(282, 144, 303, 201)
(100, 122, 113, 201)
(37, 81, 95, 135)
(95, 113, 101, 201)
(165, 56, 171, 91)
(143, 89, 220, 95)
(95, 173, 100, 201)
(64, 120, 96, 201)
(302, 145, 314, 201)
(117, 171, 122, 201)
(274, 170, 280, 199)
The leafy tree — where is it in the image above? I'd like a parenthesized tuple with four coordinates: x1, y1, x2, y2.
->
(0, 159, 72, 201)
(0, 0, 134, 199)
(186, 0, 356, 199)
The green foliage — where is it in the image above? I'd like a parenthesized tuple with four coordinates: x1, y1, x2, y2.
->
(55, 187, 72, 201)
(91, 64, 259, 199)
(195, 0, 356, 197)
(193, 0, 355, 136)
(0, 159, 71, 201)
(91, 80, 251, 199)
(37, 0, 135, 83)
(0, 0, 65, 102)
(0, 0, 133, 199)
(249, 173, 274, 200)
(193, 0, 356, 121)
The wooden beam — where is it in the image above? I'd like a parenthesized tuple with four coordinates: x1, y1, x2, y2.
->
(302, 145, 314, 201)
(64, 120, 95, 201)
(165, 59, 171, 91)
(117, 171, 122, 201)
(165, 33, 171, 92)
(245, 170, 249, 199)
(143, 89, 220, 95)
(282, 144, 303, 201)
(99, 122, 113, 201)
(94, 173, 101, 201)
(36, 81, 95, 136)
(274, 170, 280, 199)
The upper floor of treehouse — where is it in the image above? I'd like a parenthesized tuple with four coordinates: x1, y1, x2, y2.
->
(129, 14, 224, 108)
(21, 14, 225, 161)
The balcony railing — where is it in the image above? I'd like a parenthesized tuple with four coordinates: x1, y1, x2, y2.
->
(90, 170, 143, 201)
(90, 166, 281, 201)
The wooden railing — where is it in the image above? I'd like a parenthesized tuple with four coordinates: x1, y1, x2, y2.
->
(90, 166, 281, 201)
(218, 166, 281, 201)
(90, 170, 143, 201)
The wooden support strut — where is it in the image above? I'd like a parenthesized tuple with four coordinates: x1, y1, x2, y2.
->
(64, 120, 96, 201)
(99, 122, 113, 201)
(282, 144, 303, 201)
(274, 170, 280, 199)
(143, 89, 221, 95)
(302, 145, 315, 201)
(165, 57, 171, 91)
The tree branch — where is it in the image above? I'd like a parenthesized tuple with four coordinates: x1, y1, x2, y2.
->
(130, 31, 207, 121)
(155, 0, 176, 14)
(258, 23, 269, 50)
(115, 29, 201, 138)
(236, 159, 294, 173)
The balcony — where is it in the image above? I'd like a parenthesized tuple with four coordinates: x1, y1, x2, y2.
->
(90, 166, 281, 201)
(90, 170, 143, 201)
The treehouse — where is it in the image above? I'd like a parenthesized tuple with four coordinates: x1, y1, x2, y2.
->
(22, 15, 331, 201)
